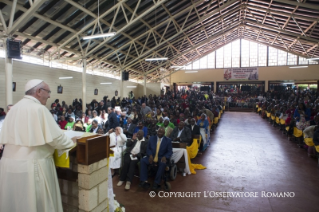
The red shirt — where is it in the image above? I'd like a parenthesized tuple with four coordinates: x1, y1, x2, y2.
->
(59, 120, 68, 129)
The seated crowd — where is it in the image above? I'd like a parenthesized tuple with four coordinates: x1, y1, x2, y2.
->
(46, 90, 225, 190)
(255, 89, 319, 158)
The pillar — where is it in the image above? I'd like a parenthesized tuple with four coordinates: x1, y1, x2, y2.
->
(317, 80, 319, 94)
(78, 159, 109, 212)
(214, 81, 217, 94)
(82, 59, 87, 113)
(143, 75, 147, 96)
(4, 40, 13, 107)
(119, 70, 123, 98)
(265, 80, 269, 92)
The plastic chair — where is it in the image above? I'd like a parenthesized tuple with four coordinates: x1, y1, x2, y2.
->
(213, 117, 219, 125)
(304, 137, 314, 146)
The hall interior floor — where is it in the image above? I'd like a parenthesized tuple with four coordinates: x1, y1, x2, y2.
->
(112, 112, 319, 212)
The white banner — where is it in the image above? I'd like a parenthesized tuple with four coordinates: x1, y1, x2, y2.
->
(224, 67, 258, 80)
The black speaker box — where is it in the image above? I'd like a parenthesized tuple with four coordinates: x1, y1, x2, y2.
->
(122, 71, 129, 81)
(6, 39, 22, 59)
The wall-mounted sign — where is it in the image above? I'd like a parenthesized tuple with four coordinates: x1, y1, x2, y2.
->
(224, 67, 258, 80)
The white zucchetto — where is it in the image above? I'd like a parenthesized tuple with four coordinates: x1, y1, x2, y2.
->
(25, 79, 43, 92)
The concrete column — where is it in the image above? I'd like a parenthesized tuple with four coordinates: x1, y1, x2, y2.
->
(119, 70, 123, 98)
(77, 158, 109, 212)
(214, 81, 217, 93)
(4, 41, 13, 107)
(82, 59, 86, 113)
(265, 80, 269, 92)
(143, 75, 147, 96)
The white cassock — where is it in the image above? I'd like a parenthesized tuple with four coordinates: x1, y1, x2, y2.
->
(107, 129, 127, 169)
(0, 95, 75, 212)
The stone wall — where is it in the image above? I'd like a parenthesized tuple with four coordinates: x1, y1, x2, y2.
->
(59, 158, 111, 212)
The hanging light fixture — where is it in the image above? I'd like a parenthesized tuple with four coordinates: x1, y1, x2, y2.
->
(145, 58, 168, 61)
(82, 0, 116, 40)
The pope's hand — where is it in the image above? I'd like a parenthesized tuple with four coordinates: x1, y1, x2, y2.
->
(0, 144, 3, 150)
(71, 136, 81, 143)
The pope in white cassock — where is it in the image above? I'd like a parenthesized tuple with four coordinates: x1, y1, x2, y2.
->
(0, 79, 77, 212)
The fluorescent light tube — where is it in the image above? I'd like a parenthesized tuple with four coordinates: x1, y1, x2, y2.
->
(289, 66, 308, 68)
(59, 77, 73, 79)
(145, 58, 168, 61)
(100, 82, 112, 84)
(185, 71, 198, 73)
(127, 86, 137, 88)
(171, 66, 185, 68)
(306, 58, 319, 60)
(83, 32, 116, 40)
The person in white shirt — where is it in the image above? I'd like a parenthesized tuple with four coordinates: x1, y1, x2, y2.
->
(106, 127, 127, 176)
(117, 130, 148, 190)
(92, 110, 102, 124)
(0, 79, 77, 212)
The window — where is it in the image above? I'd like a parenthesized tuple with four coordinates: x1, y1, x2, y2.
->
(216, 47, 224, 68)
(199, 55, 208, 69)
(278, 49, 287, 66)
(224, 43, 232, 68)
(193, 59, 199, 69)
(258, 44, 267, 66)
(299, 57, 308, 65)
(287, 53, 297, 65)
(268, 47, 278, 66)
(309, 59, 318, 65)
(177, 39, 307, 69)
(231, 39, 240, 68)
(207, 51, 215, 68)
(241, 39, 250, 67)
(250, 42, 258, 67)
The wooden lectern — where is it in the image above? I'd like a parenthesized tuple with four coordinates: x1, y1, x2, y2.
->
(57, 134, 113, 212)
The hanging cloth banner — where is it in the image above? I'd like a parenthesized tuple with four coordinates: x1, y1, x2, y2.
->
(224, 67, 258, 80)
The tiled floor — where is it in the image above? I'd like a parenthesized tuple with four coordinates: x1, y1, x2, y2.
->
(112, 112, 319, 212)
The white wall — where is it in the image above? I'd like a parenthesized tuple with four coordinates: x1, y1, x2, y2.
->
(145, 83, 161, 96)
(0, 59, 143, 109)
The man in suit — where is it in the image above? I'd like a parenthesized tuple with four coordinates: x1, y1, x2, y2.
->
(169, 121, 192, 146)
(140, 127, 173, 190)
(123, 118, 136, 138)
(117, 130, 148, 190)
(105, 107, 119, 131)
(188, 118, 200, 136)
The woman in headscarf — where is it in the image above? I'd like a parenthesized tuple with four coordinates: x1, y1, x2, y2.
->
(106, 127, 127, 176)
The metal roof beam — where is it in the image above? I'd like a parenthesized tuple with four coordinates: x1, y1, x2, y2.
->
(145, 24, 240, 75)
(7, 0, 46, 35)
(85, 0, 168, 58)
(245, 19, 319, 44)
(123, 0, 239, 70)
(97, 0, 210, 64)
(272, 0, 319, 10)
(50, 0, 128, 56)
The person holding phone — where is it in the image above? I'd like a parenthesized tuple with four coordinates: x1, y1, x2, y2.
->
(107, 127, 127, 177)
